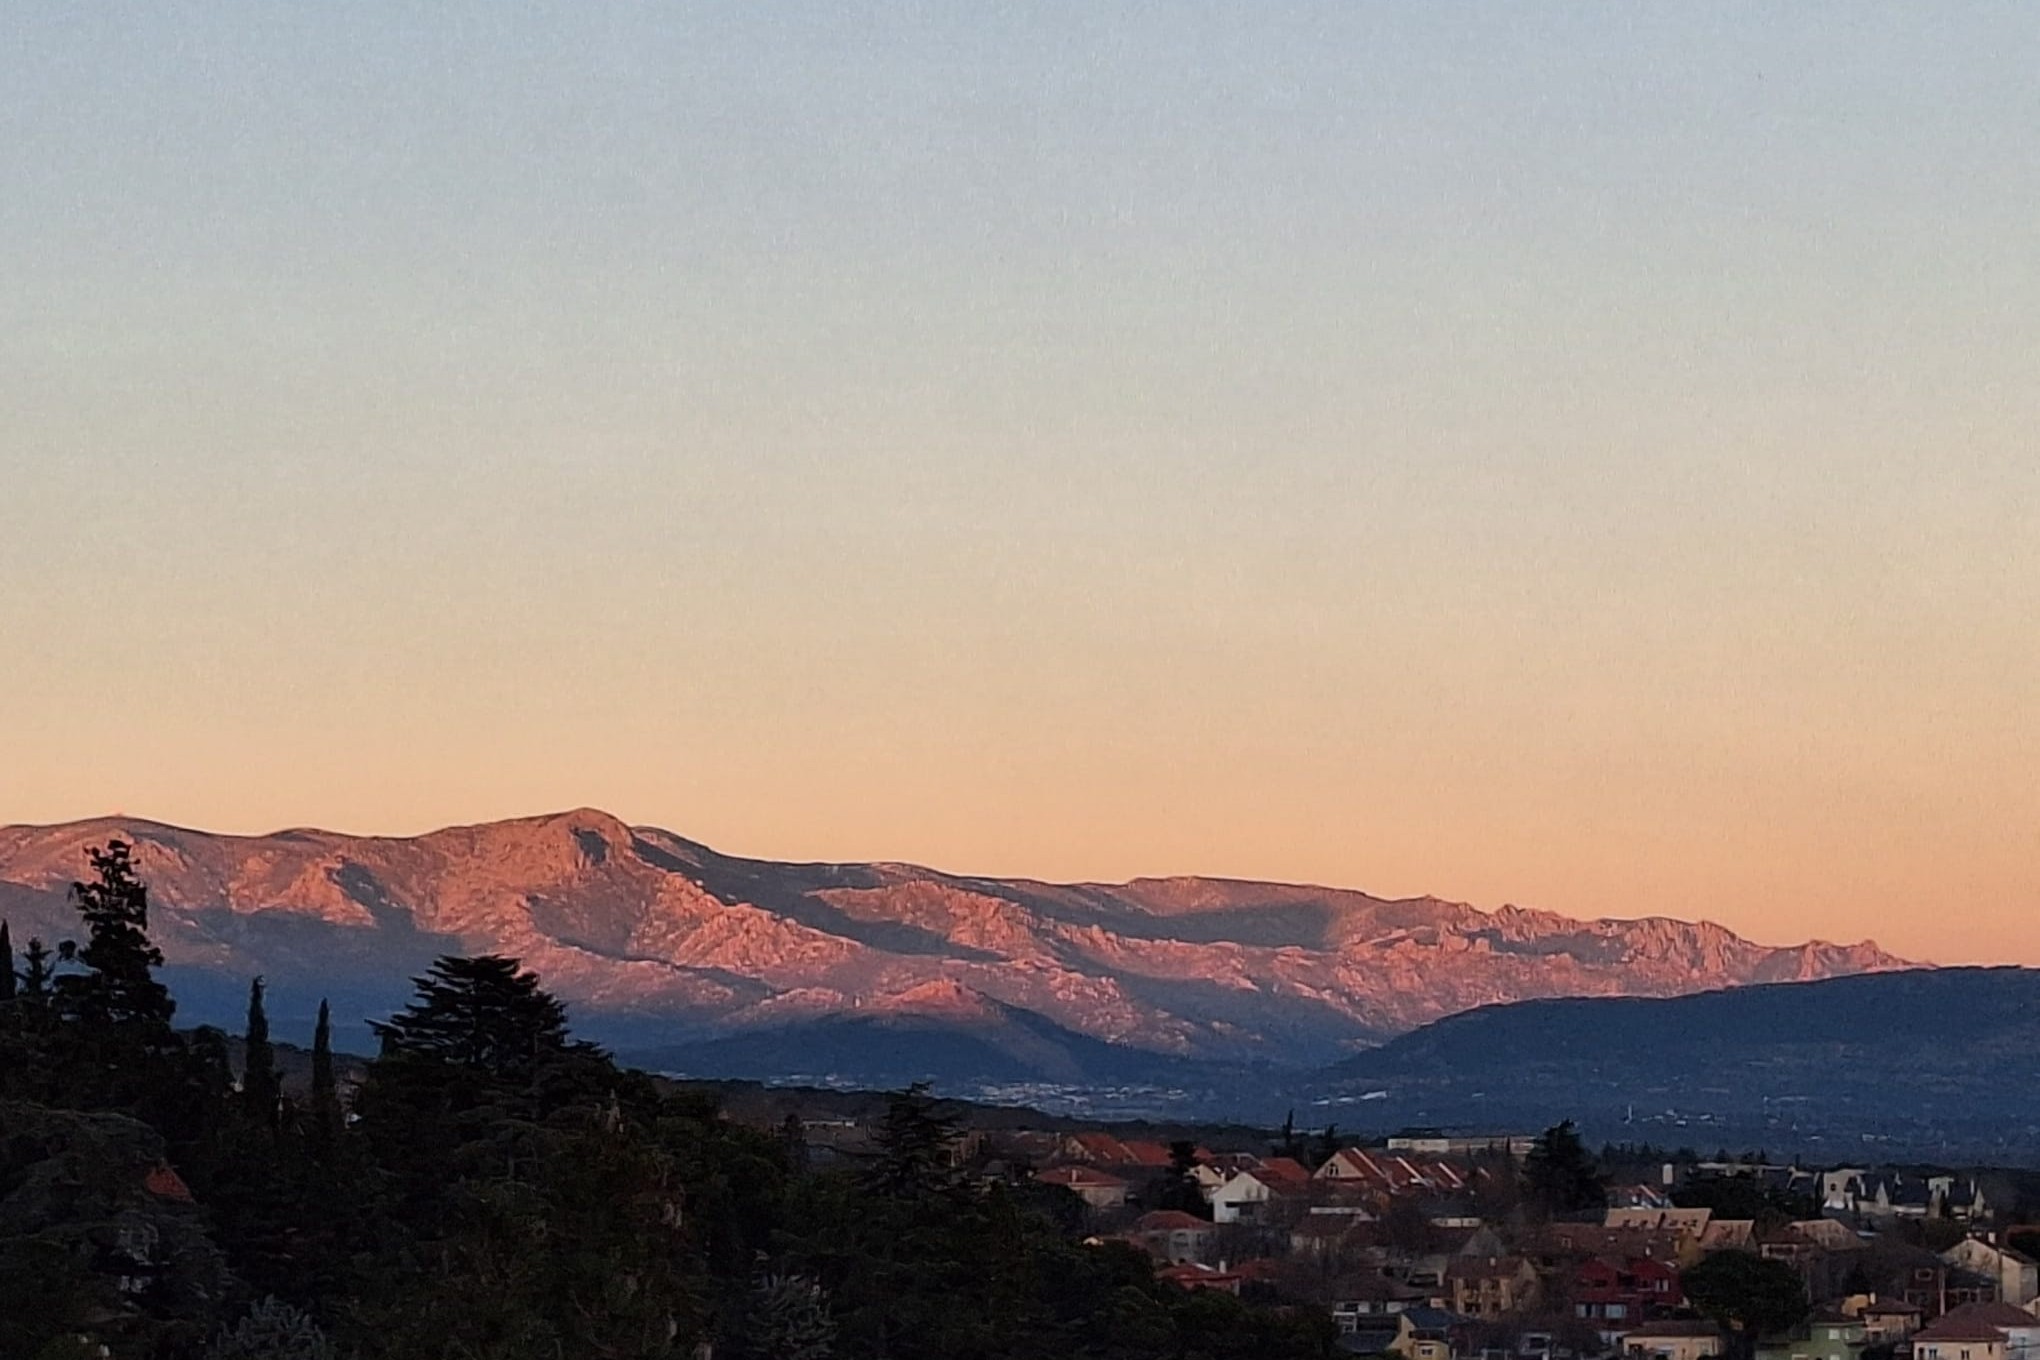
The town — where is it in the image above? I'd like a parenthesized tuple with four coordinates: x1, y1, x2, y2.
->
(784, 1109, 2040, 1360)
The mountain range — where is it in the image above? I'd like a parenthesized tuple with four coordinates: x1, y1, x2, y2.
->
(0, 809, 1909, 1089)
(1307, 966, 2040, 1160)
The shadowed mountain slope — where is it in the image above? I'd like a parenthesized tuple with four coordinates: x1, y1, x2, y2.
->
(1304, 967, 2040, 1160)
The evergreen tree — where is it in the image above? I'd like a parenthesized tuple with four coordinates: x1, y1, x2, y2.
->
(781, 1111, 810, 1173)
(1524, 1119, 1606, 1219)
(863, 1083, 963, 1200)
(20, 937, 54, 999)
(1274, 1109, 1306, 1162)
(1151, 1140, 1209, 1217)
(242, 977, 281, 1130)
(370, 954, 575, 1076)
(309, 999, 340, 1156)
(60, 840, 174, 1032)
(743, 1273, 836, 1360)
(206, 1297, 335, 1360)
(0, 920, 15, 1002)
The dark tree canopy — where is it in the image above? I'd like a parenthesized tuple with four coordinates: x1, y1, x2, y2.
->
(1524, 1119, 1607, 1218)
(369, 953, 576, 1075)
(863, 1082, 964, 1200)
(1683, 1249, 1812, 1355)
(0, 846, 1358, 1360)
(59, 840, 175, 1033)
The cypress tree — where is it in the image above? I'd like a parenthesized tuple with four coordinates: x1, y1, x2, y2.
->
(243, 976, 281, 1129)
(0, 920, 15, 1002)
(20, 937, 53, 1000)
(310, 998, 340, 1155)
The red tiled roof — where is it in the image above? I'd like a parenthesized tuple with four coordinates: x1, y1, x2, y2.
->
(1136, 1210, 1211, 1232)
(1038, 1165, 1128, 1188)
(143, 1162, 193, 1202)
(1915, 1319, 2013, 1344)
(1939, 1304, 2040, 1331)
(1158, 1263, 1244, 1292)
(1120, 1140, 1175, 1167)
(1069, 1132, 1135, 1163)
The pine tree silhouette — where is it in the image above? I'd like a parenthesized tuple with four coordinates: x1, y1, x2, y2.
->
(242, 976, 281, 1131)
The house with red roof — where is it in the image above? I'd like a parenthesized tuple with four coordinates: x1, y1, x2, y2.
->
(1119, 1139, 1176, 1170)
(1060, 1132, 1136, 1166)
(1036, 1165, 1130, 1209)
(1158, 1261, 1243, 1295)
(1132, 1209, 1216, 1265)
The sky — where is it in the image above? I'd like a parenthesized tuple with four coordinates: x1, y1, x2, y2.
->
(3, 4, 2036, 965)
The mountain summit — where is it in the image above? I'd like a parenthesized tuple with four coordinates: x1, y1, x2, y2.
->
(0, 810, 1909, 1065)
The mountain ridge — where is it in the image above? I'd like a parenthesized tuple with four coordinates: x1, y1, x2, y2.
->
(0, 808, 1913, 1067)
(1298, 965, 2040, 1159)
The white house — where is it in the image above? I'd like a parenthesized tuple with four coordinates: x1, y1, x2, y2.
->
(1211, 1171, 1276, 1225)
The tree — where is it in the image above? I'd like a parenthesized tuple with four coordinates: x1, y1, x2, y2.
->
(308, 999, 340, 1157)
(58, 840, 174, 1033)
(862, 1084, 963, 1200)
(21, 937, 54, 999)
(1149, 1140, 1209, 1217)
(370, 954, 575, 1076)
(1682, 1249, 1810, 1359)
(1524, 1120, 1606, 1218)
(742, 1273, 836, 1360)
(242, 977, 281, 1131)
(780, 1111, 810, 1174)
(1274, 1110, 1306, 1163)
(206, 1298, 335, 1360)
(0, 920, 15, 1002)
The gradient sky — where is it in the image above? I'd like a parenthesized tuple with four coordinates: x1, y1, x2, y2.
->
(4, 4, 2036, 965)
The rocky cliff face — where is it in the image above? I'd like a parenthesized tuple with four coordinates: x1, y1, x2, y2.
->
(0, 810, 1910, 1063)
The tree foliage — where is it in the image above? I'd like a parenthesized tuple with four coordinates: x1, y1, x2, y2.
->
(1683, 1249, 1811, 1357)
(1524, 1119, 1606, 1219)
(0, 848, 1339, 1360)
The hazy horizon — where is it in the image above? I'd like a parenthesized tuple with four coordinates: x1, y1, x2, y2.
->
(7, 5, 2036, 968)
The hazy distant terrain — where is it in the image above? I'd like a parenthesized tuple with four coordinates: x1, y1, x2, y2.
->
(1301, 967, 2040, 1159)
(0, 809, 1904, 1073)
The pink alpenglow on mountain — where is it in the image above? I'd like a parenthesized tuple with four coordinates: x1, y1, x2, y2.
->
(0, 809, 1911, 1063)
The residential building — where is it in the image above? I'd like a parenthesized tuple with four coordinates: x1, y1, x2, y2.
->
(1389, 1307, 1467, 1360)
(1853, 1297, 1924, 1343)
(1131, 1209, 1215, 1265)
(1036, 1165, 1129, 1209)
(1623, 1320, 1725, 1360)
(1212, 1170, 1280, 1225)
(1574, 1255, 1683, 1334)
(1755, 1312, 1868, 1360)
(1945, 1241, 2040, 1311)
(1445, 1256, 1540, 1319)
(1387, 1131, 1536, 1159)
(1157, 1262, 1243, 1295)
(1608, 1209, 1715, 1237)
(1933, 1304, 2040, 1360)
(1914, 1315, 2012, 1360)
